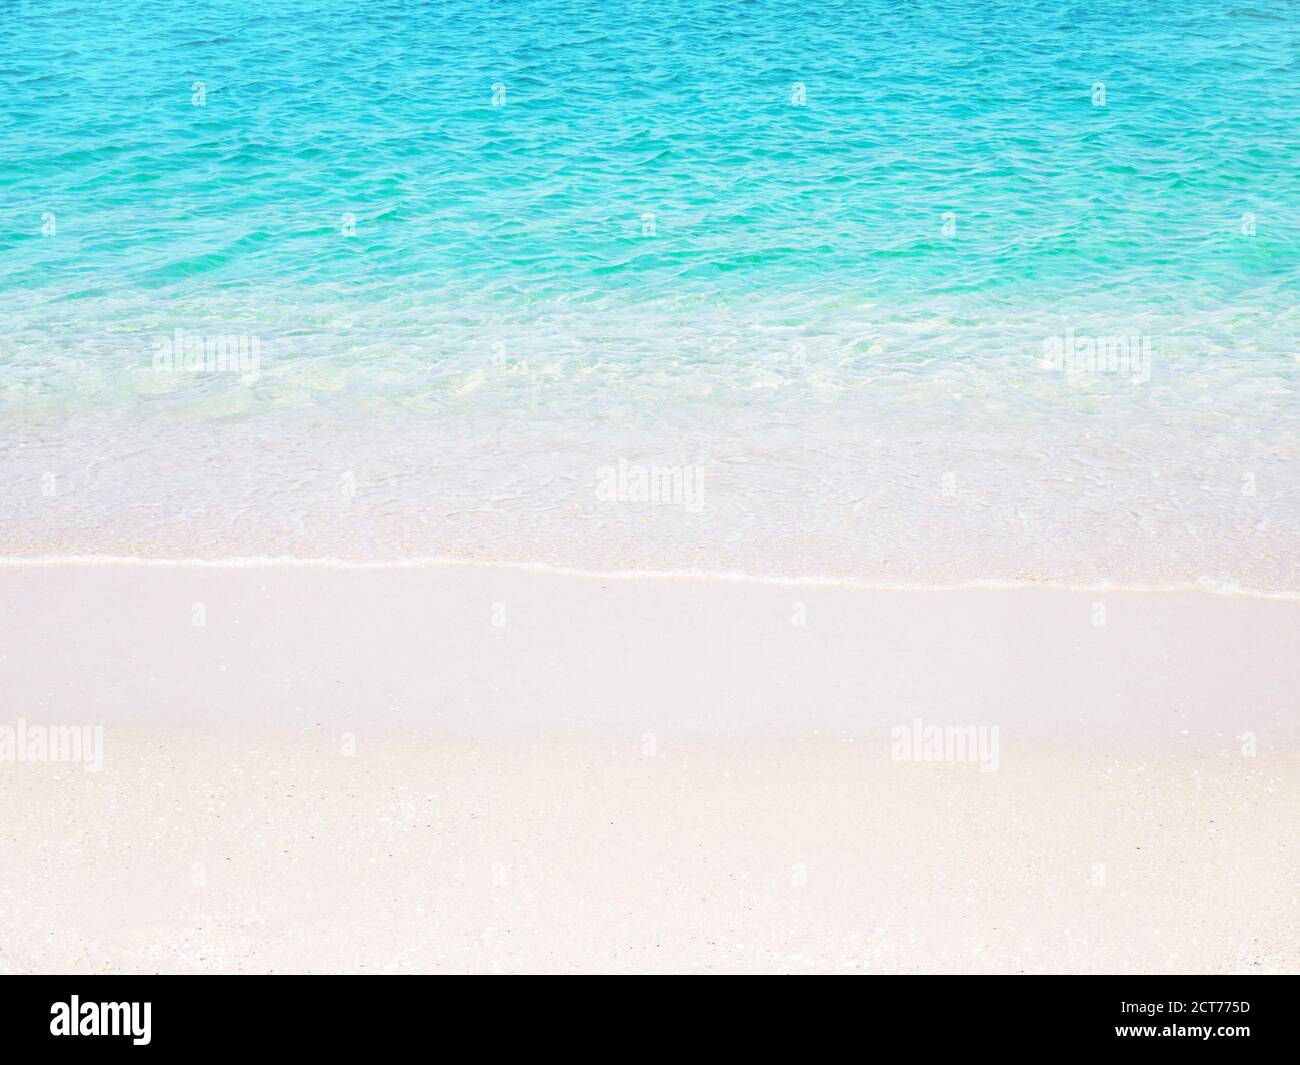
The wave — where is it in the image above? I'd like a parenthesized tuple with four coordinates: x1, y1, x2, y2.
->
(3, 553, 1297, 600)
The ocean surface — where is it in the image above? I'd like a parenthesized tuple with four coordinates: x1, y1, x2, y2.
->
(2, 0, 1298, 587)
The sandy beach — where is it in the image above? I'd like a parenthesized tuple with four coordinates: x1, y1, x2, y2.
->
(6, 0, 1299, 999)
(1, 560, 1295, 974)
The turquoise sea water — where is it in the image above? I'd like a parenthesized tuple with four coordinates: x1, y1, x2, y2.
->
(2, 1, 1298, 585)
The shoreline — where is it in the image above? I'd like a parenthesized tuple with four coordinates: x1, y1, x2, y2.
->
(3, 553, 1298, 601)
(8, 406, 1298, 596)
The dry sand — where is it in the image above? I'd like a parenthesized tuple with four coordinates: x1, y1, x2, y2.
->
(0, 560, 1296, 973)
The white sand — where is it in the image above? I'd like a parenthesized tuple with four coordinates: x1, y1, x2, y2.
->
(0, 561, 1296, 973)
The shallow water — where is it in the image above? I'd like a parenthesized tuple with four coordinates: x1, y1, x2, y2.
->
(2, 1, 1297, 587)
